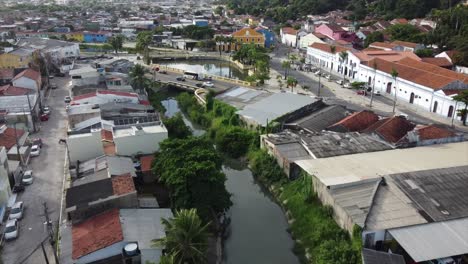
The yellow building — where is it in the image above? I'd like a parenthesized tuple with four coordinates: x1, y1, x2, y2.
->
(0, 48, 34, 69)
(231, 28, 265, 51)
(66, 32, 84, 42)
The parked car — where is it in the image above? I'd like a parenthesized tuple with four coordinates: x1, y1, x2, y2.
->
(343, 83, 351, 89)
(203, 81, 214, 87)
(50, 83, 58, 89)
(64, 96, 71, 103)
(12, 184, 24, 193)
(356, 90, 367, 96)
(176, 76, 185, 81)
(324, 74, 331, 80)
(314, 70, 321, 76)
(21, 170, 33, 185)
(31, 138, 43, 148)
(336, 80, 344, 85)
(160, 70, 167, 74)
(195, 83, 203, 88)
(40, 114, 49, 122)
(30, 145, 41, 157)
(42, 106, 50, 115)
(56, 72, 65, 77)
(49, 75, 54, 80)
(4, 219, 19, 240)
(9, 201, 24, 220)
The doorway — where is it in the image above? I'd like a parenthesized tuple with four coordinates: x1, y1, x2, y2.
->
(433, 101, 438, 113)
(448, 105, 454, 117)
(386, 82, 392, 94)
(409, 93, 415, 104)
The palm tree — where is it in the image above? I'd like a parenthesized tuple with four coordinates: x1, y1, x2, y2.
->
(329, 45, 336, 75)
(159, 254, 176, 264)
(129, 64, 148, 93)
(391, 68, 399, 113)
(369, 61, 378, 108)
(153, 209, 209, 264)
(136, 31, 153, 65)
(281, 60, 291, 80)
(339, 51, 348, 87)
(453, 90, 468, 125)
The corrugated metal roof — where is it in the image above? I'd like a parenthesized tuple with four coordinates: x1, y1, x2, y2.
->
(362, 248, 405, 264)
(290, 105, 348, 132)
(389, 217, 468, 262)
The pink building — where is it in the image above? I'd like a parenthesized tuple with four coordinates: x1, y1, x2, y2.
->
(315, 24, 359, 44)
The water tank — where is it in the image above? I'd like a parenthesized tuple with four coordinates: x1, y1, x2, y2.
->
(124, 243, 138, 256)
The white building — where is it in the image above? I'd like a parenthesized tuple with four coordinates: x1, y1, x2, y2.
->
(307, 43, 468, 120)
(298, 33, 325, 50)
(71, 90, 140, 105)
(68, 129, 104, 163)
(280, 27, 298, 48)
(69, 67, 103, 87)
(0, 147, 11, 209)
(16, 38, 80, 60)
(113, 123, 168, 156)
(12, 69, 42, 91)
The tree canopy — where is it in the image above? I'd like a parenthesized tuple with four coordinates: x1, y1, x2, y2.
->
(153, 137, 232, 221)
(164, 113, 192, 139)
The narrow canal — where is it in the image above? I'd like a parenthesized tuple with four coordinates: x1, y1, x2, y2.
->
(162, 97, 299, 264)
(159, 59, 248, 80)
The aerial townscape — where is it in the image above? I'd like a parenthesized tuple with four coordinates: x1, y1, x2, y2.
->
(0, 0, 467, 263)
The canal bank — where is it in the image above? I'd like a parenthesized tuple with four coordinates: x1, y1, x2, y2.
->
(161, 95, 300, 264)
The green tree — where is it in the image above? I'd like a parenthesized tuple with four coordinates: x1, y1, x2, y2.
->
(329, 45, 336, 75)
(215, 127, 255, 158)
(136, 31, 153, 64)
(453, 90, 468, 125)
(164, 113, 192, 139)
(108, 34, 124, 54)
(364, 31, 384, 48)
(153, 209, 209, 264)
(386, 24, 425, 42)
(158, 255, 175, 264)
(315, 239, 359, 264)
(153, 137, 232, 221)
(415, 48, 434, 57)
(339, 51, 349, 86)
(205, 90, 215, 111)
(281, 60, 291, 79)
(129, 64, 148, 93)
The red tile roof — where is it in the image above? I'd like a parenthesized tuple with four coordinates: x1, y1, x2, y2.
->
(97, 90, 139, 98)
(72, 209, 123, 259)
(101, 129, 113, 142)
(72, 92, 96, 101)
(140, 155, 154, 173)
(415, 125, 455, 140)
(421, 57, 453, 68)
(0, 127, 25, 149)
(0, 69, 14, 79)
(328, 111, 379, 132)
(369, 42, 397, 50)
(0, 85, 32, 96)
(139, 100, 151, 105)
(363, 57, 468, 90)
(281, 27, 298, 35)
(363, 116, 415, 143)
(111, 173, 135, 196)
(309, 42, 351, 53)
(392, 40, 419, 49)
(12, 69, 41, 82)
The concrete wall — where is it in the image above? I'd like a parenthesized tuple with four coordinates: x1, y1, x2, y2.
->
(0, 147, 11, 207)
(68, 112, 101, 128)
(68, 130, 104, 163)
(114, 129, 168, 156)
(67, 191, 138, 224)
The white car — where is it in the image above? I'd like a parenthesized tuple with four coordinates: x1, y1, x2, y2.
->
(9, 201, 24, 220)
(22, 170, 33, 185)
(203, 81, 214, 87)
(43, 106, 51, 115)
(30, 145, 40, 157)
(4, 219, 19, 240)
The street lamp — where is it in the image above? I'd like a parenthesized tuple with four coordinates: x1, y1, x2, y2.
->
(58, 138, 72, 169)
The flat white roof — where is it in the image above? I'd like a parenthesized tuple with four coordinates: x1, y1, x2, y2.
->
(295, 142, 468, 187)
(113, 125, 167, 138)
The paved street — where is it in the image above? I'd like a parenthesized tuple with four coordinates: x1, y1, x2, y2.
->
(2, 77, 69, 264)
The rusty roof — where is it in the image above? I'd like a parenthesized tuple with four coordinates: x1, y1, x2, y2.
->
(111, 173, 135, 196)
(328, 110, 379, 132)
(72, 209, 123, 259)
(363, 116, 415, 143)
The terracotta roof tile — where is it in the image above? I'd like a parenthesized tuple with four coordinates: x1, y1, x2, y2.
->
(328, 110, 379, 132)
(281, 27, 298, 35)
(309, 42, 351, 53)
(392, 40, 419, 48)
(111, 173, 135, 195)
(72, 92, 96, 101)
(363, 116, 415, 143)
(101, 129, 113, 142)
(421, 57, 453, 67)
(415, 125, 455, 140)
(12, 69, 41, 82)
(72, 209, 123, 259)
(140, 155, 154, 173)
(232, 28, 264, 38)
(369, 42, 397, 50)
(0, 127, 25, 149)
(0, 85, 32, 96)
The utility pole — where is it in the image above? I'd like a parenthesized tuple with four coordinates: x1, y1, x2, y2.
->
(317, 62, 322, 97)
(13, 123, 24, 169)
(43, 202, 60, 264)
(26, 94, 36, 132)
(41, 242, 50, 264)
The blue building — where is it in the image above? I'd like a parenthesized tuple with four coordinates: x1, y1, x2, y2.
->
(193, 19, 209, 27)
(83, 31, 109, 43)
(256, 28, 276, 48)
(55, 27, 71, 33)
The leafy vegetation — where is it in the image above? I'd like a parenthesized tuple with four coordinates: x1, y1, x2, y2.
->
(232, 44, 270, 84)
(164, 113, 192, 139)
(152, 137, 232, 222)
(108, 34, 124, 54)
(364, 31, 384, 48)
(453, 90, 468, 126)
(153, 209, 209, 264)
(136, 31, 153, 64)
(385, 24, 426, 43)
(129, 64, 148, 93)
